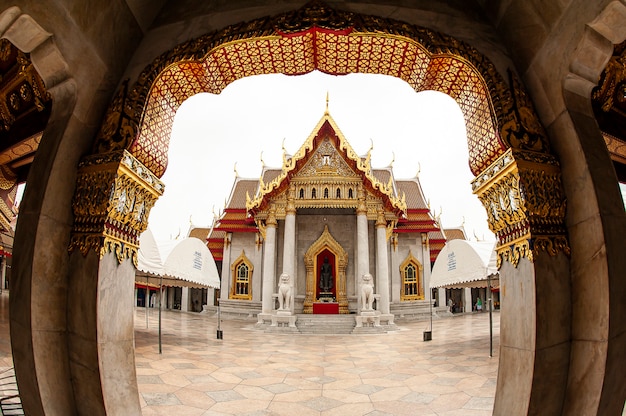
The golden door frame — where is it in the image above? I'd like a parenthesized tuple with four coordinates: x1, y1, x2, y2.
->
(303, 225, 349, 313)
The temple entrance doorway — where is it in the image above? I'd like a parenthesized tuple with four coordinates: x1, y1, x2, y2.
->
(316, 250, 336, 302)
(304, 225, 349, 314)
(314, 250, 337, 314)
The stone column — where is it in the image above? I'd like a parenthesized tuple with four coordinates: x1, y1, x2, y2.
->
(181, 287, 190, 312)
(375, 209, 391, 316)
(438, 288, 446, 310)
(421, 233, 431, 300)
(220, 233, 232, 300)
(282, 185, 296, 313)
(0, 256, 5, 293)
(473, 148, 570, 414)
(463, 287, 472, 313)
(65, 150, 163, 415)
(356, 184, 369, 281)
(259, 205, 277, 323)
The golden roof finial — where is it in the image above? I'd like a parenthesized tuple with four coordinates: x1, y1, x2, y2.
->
(415, 162, 421, 178)
(234, 162, 239, 178)
(325, 91, 329, 115)
(260, 151, 265, 168)
(388, 151, 395, 168)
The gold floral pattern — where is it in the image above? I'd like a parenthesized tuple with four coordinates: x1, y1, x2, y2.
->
(69, 150, 164, 265)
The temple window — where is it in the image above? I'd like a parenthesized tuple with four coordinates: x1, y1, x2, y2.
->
(348, 188, 354, 198)
(324, 187, 329, 198)
(336, 188, 341, 198)
(312, 188, 317, 199)
(400, 251, 423, 301)
(299, 188, 304, 199)
(230, 251, 253, 300)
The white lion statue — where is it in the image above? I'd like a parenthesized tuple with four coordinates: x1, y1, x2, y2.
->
(361, 273, 375, 310)
(277, 273, 292, 310)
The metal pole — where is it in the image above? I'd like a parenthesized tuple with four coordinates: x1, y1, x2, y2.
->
(146, 275, 149, 329)
(488, 273, 493, 357)
(216, 301, 223, 339)
(158, 275, 163, 354)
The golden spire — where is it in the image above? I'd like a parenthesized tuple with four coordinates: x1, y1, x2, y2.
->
(325, 91, 329, 115)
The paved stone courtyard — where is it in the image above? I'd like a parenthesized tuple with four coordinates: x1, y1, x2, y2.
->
(135, 307, 500, 416)
(1, 291, 501, 415)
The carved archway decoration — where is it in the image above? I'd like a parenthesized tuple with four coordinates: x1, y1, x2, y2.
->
(93, 1, 550, 179)
(303, 225, 348, 313)
(85, 1, 567, 266)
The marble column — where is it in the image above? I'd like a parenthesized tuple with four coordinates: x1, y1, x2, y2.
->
(282, 185, 296, 313)
(463, 287, 472, 313)
(0, 256, 5, 293)
(375, 210, 390, 315)
(438, 288, 446, 309)
(356, 193, 369, 281)
(219, 233, 232, 300)
(421, 233, 431, 300)
(181, 287, 190, 312)
(261, 206, 277, 316)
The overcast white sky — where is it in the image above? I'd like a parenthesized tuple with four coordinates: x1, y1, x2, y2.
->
(148, 70, 499, 243)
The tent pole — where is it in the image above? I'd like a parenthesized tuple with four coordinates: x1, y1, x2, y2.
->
(488, 272, 493, 357)
(146, 275, 149, 329)
(158, 275, 163, 354)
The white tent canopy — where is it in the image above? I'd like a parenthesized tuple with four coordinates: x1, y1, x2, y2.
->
(163, 237, 221, 288)
(430, 239, 499, 289)
(137, 228, 165, 276)
(136, 229, 220, 289)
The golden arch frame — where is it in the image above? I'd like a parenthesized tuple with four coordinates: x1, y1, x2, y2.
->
(303, 225, 348, 313)
(94, 1, 549, 180)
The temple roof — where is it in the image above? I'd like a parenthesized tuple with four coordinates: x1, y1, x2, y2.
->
(444, 227, 467, 241)
(209, 107, 447, 258)
(246, 110, 407, 216)
(396, 178, 430, 210)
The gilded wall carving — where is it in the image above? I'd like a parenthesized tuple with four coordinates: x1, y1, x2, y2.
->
(92, 1, 535, 178)
(69, 150, 164, 265)
(89, 1, 565, 268)
(472, 149, 568, 267)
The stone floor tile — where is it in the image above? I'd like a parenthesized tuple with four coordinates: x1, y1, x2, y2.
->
(0, 291, 507, 416)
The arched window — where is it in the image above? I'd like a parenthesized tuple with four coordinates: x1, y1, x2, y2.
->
(400, 251, 423, 301)
(311, 188, 317, 199)
(336, 188, 341, 198)
(230, 251, 253, 300)
(299, 188, 305, 199)
(348, 188, 354, 198)
(324, 187, 329, 198)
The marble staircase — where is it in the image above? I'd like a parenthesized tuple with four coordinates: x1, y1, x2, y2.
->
(295, 314, 356, 334)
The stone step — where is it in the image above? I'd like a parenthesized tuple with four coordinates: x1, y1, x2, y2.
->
(295, 314, 356, 334)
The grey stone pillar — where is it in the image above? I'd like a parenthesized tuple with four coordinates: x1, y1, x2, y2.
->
(282, 185, 296, 313)
(463, 287, 472, 313)
(0, 256, 5, 293)
(220, 233, 232, 300)
(421, 233, 431, 300)
(375, 210, 390, 315)
(356, 193, 369, 280)
(181, 287, 190, 312)
(261, 206, 277, 315)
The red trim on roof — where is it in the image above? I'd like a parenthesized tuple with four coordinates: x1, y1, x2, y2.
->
(216, 227, 258, 233)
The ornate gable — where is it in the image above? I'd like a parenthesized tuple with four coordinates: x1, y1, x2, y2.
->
(246, 110, 406, 218)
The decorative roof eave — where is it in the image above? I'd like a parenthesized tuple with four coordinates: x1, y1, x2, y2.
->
(246, 111, 407, 216)
(395, 227, 440, 234)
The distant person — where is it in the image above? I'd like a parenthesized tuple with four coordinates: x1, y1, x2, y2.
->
(476, 297, 482, 312)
